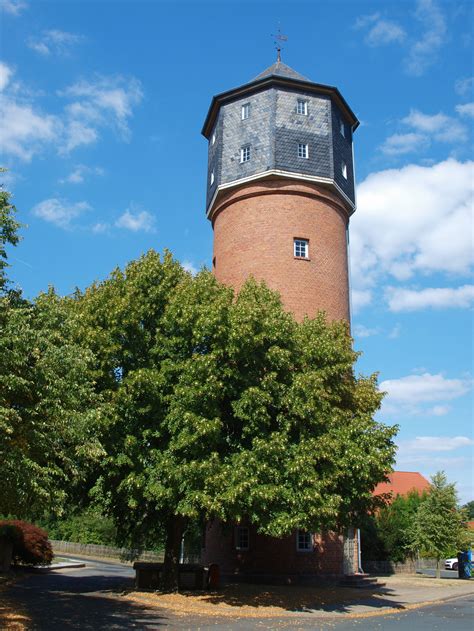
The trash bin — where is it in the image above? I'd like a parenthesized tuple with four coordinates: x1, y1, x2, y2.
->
(457, 551, 471, 579)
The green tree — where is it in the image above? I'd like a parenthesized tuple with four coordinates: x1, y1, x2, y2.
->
(76, 250, 397, 590)
(361, 490, 427, 564)
(463, 500, 474, 520)
(0, 171, 22, 293)
(0, 289, 104, 519)
(409, 471, 469, 578)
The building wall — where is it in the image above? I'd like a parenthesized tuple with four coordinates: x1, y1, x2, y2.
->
(211, 178, 350, 322)
(202, 521, 346, 580)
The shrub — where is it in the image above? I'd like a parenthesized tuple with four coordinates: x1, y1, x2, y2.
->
(43, 509, 118, 546)
(0, 520, 53, 566)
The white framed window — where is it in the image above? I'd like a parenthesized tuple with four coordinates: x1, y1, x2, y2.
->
(294, 238, 309, 259)
(240, 145, 251, 163)
(241, 103, 250, 120)
(297, 530, 312, 552)
(298, 143, 308, 159)
(210, 171, 214, 185)
(212, 132, 216, 145)
(342, 161, 348, 179)
(340, 120, 346, 138)
(235, 527, 249, 550)
(296, 99, 308, 115)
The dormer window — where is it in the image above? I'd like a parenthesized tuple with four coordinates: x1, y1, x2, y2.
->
(241, 103, 250, 120)
(296, 99, 308, 115)
(240, 145, 251, 163)
(340, 120, 346, 138)
(210, 171, 214, 185)
(342, 162, 348, 179)
(298, 143, 308, 159)
(212, 132, 216, 145)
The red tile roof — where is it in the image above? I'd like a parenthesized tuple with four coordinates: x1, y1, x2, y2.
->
(373, 471, 430, 499)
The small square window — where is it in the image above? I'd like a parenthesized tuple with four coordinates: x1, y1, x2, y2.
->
(294, 238, 309, 258)
(241, 103, 250, 120)
(210, 171, 214, 185)
(236, 527, 249, 550)
(297, 530, 312, 551)
(240, 145, 251, 163)
(340, 120, 346, 138)
(342, 162, 348, 179)
(298, 143, 308, 159)
(297, 99, 308, 115)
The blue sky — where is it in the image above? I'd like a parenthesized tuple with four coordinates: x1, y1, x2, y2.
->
(1, 0, 473, 502)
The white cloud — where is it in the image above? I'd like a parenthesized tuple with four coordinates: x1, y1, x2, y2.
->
(388, 324, 401, 339)
(0, 94, 59, 161)
(350, 160, 474, 310)
(91, 222, 109, 234)
(429, 405, 450, 416)
(32, 198, 91, 229)
(0, 66, 143, 161)
(28, 29, 82, 57)
(354, 12, 406, 46)
(402, 109, 467, 143)
(61, 120, 98, 153)
(401, 435, 474, 452)
(0, 61, 13, 91)
(380, 372, 471, 406)
(455, 77, 474, 96)
(380, 132, 427, 156)
(59, 164, 104, 184)
(182, 260, 198, 275)
(0, 0, 27, 15)
(456, 102, 474, 118)
(351, 289, 372, 314)
(352, 323, 380, 338)
(115, 207, 155, 233)
(405, 0, 447, 76)
(386, 285, 474, 312)
(60, 75, 143, 139)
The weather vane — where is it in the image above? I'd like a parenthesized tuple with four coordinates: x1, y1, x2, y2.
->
(272, 25, 288, 63)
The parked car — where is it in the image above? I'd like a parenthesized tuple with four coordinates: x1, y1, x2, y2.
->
(445, 557, 459, 570)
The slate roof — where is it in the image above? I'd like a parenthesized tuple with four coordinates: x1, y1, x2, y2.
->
(253, 61, 309, 82)
(373, 471, 431, 499)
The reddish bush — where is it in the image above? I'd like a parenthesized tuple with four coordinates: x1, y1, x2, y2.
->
(0, 520, 53, 566)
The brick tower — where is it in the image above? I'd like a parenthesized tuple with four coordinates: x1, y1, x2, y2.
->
(202, 60, 359, 322)
(201, 60, 360, 581)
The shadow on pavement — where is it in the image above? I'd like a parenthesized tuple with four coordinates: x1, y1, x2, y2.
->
(180, 582, 408, 614)
(3, 570, 168, 630)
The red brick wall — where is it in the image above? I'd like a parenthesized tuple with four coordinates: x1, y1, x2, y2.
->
(202, 521, 344, 578)
(210, 178, 351, 322)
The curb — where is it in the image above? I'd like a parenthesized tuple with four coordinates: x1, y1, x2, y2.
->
(34, 560, 86, 571)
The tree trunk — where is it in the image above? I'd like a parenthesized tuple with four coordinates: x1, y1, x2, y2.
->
(161, 515, 187, 592)
(436, 557, 441, 579)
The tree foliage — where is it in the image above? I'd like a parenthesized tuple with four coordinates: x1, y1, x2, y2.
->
(75, 250, 397, 590)
(409, 471, 469, 578)
(361, 490, 427, 564)
(0, 290, 104, 519)
(463, 500, 474, 520)
(0, 171, 22, 294)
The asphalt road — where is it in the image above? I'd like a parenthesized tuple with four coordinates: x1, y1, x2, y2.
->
(3, 558, 473, 630)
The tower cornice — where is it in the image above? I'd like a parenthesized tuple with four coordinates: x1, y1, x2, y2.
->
(206, 171, 355, 222)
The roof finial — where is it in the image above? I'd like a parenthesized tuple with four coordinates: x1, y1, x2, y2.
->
(272, 24, 288, 63)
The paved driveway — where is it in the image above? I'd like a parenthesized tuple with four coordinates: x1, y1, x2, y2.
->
(3, 559, 473, 630)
